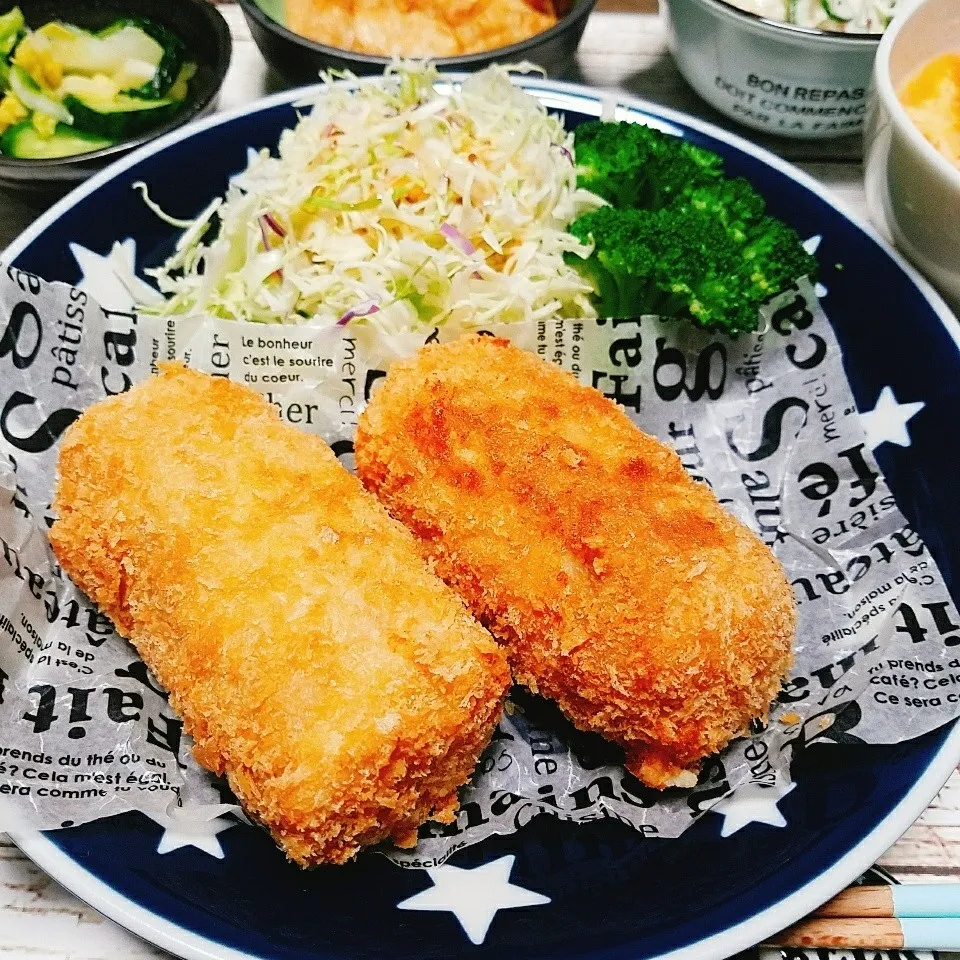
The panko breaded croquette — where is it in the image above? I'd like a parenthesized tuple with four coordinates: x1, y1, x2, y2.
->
(355, 336, 796, 789)
(49, 364, 510, 866)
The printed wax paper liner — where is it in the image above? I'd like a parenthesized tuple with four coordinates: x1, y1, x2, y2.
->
(0, 261, 957, 867)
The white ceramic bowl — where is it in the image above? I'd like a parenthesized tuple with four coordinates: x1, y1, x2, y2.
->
(661, 0, 881, 138)
(864, 0, 960, 312)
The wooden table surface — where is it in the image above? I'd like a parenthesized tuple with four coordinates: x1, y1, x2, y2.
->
(1, 3, 957, 958)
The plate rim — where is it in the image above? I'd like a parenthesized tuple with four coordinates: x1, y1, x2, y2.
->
(12, 722, 960, 960)
(5, 74, 960, 960)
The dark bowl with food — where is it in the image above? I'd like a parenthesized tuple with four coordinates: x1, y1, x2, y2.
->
(0, 0, 230, 193)
(237, 0, 596, 84)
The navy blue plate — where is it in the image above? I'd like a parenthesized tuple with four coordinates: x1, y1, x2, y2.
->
(6, 78, 960, 960)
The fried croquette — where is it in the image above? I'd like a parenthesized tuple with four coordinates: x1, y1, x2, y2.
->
(355, 336, 796, 789)
(49, 364, 510, 866)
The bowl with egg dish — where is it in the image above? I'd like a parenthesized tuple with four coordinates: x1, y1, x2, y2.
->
(865, 0, 960, 313)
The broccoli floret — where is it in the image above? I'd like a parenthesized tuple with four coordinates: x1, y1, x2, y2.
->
(567, 203, 818, 336)
(672, 177, 767, 242)
(736, 216, 820, 311)
(573, 119, 724, 210)
(569, 119, 819, 334)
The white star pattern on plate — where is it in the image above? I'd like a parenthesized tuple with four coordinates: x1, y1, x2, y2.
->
(802, 235, 829, 298)
(859, 386, 925, 450)
(397, 854, 550, 944)
(143, 802, 240, 858)
(711, 780, 797, 837)
(70, 239, 165, 312)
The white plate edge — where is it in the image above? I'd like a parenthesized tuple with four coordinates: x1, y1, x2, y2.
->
(12, 719, 960, 960)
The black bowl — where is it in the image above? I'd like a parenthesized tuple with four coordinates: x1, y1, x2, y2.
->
(0, 0, 231, 193)
(237, 0, 597, 84)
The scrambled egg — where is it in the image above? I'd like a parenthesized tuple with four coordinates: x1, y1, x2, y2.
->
(0, 93, 26, 133)
(30, 109, 56, 137)
(13, 34, 62, 89)
(899, 52, 960, 170)
(284, 0, 558, 57)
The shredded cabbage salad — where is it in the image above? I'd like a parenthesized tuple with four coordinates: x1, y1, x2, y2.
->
(139, 63, 604, 332)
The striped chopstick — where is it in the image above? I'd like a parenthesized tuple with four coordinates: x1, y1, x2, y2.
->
(764, 885, 960, 950)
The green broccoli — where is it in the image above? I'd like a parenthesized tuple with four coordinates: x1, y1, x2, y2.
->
(672, 176, 767, 242)
(567, 204, 818, 336)
(568, 120, 818, 334)
(736, 217, 820, 317)
(573, 119, 724, 210)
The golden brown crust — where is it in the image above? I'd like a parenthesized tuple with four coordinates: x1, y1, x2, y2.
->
(355, 335, 796, 789)
(49, 364, 510, 865)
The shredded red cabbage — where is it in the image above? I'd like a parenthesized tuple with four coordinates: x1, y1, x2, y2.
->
(336, 301, 381, 326)
(440, 222, 476, 256)
(263, 213, 286, 237)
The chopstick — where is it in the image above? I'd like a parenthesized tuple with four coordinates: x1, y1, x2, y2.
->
(813, 884, 960, 918)
(764, 917, 960, 949)
(763, 885, 960, 950)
